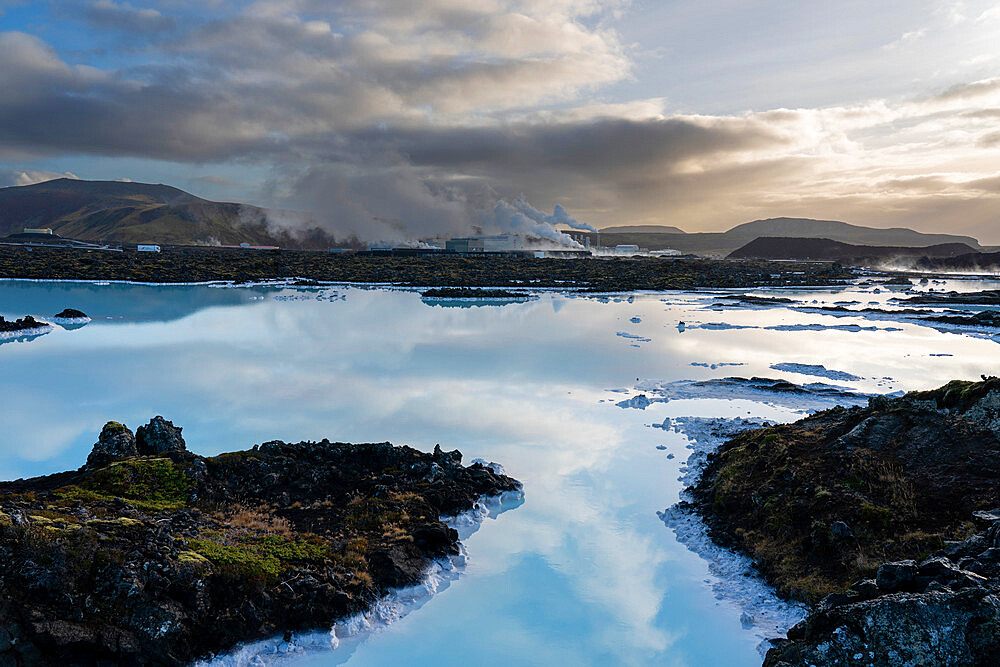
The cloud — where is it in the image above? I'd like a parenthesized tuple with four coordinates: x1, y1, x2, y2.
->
(1, 1, 999, 242)
(927, 77, 1000, 104)
(81, 1, 175, 34)
(0, 168, 80, 187)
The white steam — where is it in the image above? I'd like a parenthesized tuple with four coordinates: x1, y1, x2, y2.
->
(257, 163, 594, 248)
(510, 196, 597, 232)
(486, 198, 587, 247)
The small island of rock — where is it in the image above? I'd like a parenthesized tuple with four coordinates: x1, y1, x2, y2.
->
(0, 418, 520, 665)
(53, 308, 89, 320)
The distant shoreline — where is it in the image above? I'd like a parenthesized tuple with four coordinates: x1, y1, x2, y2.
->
(0, 244, 853, 290)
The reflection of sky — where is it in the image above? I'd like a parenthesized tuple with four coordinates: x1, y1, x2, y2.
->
(1, 280, 997, 665)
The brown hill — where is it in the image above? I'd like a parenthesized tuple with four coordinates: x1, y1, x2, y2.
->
(0, 179, 339, 249)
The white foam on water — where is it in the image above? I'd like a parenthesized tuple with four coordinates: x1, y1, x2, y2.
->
(0, 324, 53, 340)
(631, 377, 873, 412)
(656, 416, 809, 655)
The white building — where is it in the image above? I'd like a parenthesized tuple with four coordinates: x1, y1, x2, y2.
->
(137, 244, 161, 252)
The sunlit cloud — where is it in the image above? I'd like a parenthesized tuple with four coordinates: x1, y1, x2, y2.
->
(0, 1, 998, 240)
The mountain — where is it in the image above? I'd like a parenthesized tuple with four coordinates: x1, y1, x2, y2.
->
(596, 217, 982, 256)
(599, 224, 685, 234)
(728, 237, 978, 263)
(724, 218, 981, 248)
(0, 178, 339, 249)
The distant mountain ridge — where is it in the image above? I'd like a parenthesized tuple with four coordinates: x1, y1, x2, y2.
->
(599, 224, 685, 234)
(0, 178, 338, 249)
(728, 237, 978, 263)
(596, 217, 981, 256)
(724, 218, 980, 248)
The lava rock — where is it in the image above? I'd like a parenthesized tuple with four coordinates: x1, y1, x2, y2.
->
(0, 420, 522, 665)
(135, 416, 186, 456)
(86, 421, 138, 468)
(876, 560, 917, 592)
(764, 589, 1000, 667)
(830, 521, 854, 540)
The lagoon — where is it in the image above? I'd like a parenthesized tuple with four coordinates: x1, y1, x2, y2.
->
(1, 278, 997, 665)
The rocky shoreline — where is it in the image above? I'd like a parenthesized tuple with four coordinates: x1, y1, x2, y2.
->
(0, 244, 852, 289)
(0, 314, 49, 336)
(0, 419, 520, 665)
(685, 377, 1000, 666)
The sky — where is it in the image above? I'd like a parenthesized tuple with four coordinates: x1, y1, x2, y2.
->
(0, 0, 998, 243)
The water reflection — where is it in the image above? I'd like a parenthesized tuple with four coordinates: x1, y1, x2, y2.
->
(0, 280, 996, 665)
(0, 279, 279, 324)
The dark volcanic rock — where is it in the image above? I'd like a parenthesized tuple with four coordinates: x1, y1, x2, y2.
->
(895, 289, 1000, 305)
(766, 589, 1000, 667)
(136, 416, 186, 455)
(686, 377, 1000, 666)
(925, 310, 1000, 328)
(0, 421, 521, 665)
(85, 421, 138, 468)
(54, 308, 87, 319)
(0, 315, 47, 333)
(875, 560, 916, 592)
(0, 242, 852, 290)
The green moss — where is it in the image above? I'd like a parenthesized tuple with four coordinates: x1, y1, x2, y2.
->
(189, 533, 331, 582)
(61, 458, 193, 512)
(86, 517, 144, 529)
(177, 549, 211, 566)
(0, 511, 11, 527)
(102, 421, 128, 433)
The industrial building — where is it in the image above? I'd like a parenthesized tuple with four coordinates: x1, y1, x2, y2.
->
(444, 235, 519, 253)
(561, 230, 599, 248)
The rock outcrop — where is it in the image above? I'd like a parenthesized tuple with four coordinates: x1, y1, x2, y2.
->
(85, 421, 138, 468)
(686, 377, 1000, 666)
(765, 517, 1000, 666)
(136, 416, 186, 455)
(0, 420, 521, 665)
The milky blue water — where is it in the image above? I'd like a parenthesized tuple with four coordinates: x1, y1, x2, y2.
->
(1, 278, 997, 666)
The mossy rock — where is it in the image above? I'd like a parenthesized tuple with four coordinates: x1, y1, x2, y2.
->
(177, 550, 211, 567)
(102, 421, 129, 434)
(86, 517, 144, 529)
(189, 533, 331, 583)
(77, 458, 192, 511)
